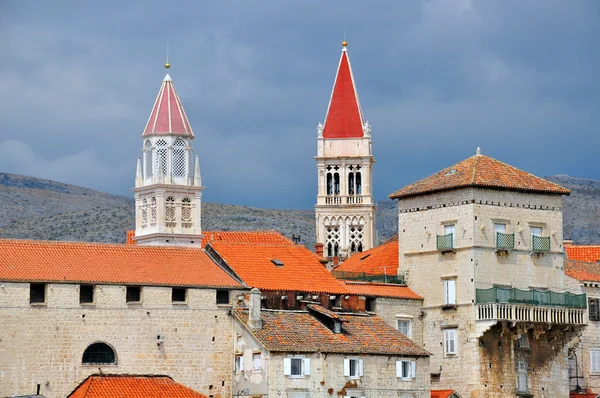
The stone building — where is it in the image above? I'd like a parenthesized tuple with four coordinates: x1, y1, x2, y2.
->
(231, 289, 430, 398)
(389, 149, 587, 397)
(315, 42, 376, 259)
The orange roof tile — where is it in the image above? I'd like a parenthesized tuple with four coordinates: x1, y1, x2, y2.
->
(570, 393, 598, 398)
(208, 242, 348, 294)
(0, 239, 241, 288)
(335, 240, 398, 275)
(68, 374, 207, 398)
(235, 309, 429, 356)
(567, 245, 600, 263)
(431, 390, 456, 398)
(389, 153, 570, 199)
(201, 230, 294, 247)
(343, 281, 422, 300)
(565, 259, 600, 283)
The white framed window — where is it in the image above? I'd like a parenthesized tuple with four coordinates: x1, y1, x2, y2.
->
(397, 319, 412, 339)
(395, 360, 416, 379)
(343, 358, 364, 378)
(235, 335, 243, 353)
(284, 357, 310, 377)
(235, 354, 244, 373)
(591, 350, 600, 374)
(517, 360, 528, 392)
(444, 329, 458, 356)
(530, 226, 542, 246)
(444, 224, 456, 246)
(252, 352, 262, 371)
(444, 279, 456, 305)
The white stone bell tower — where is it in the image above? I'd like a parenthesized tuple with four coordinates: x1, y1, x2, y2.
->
(132, 63, 204, 246)
(315, 41, 376, 260)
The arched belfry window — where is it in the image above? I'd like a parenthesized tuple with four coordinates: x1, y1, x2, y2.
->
(348, 173, 355, 195)
(326, 173, 333, 195)
(141, 199, 148, 225)
(82, 342, 116, 365)
(333, 173, 340, 195)
(156, 139, 168, 176)
(356, 172, 362, 195)
(172, 139, 186, 177)
(144, 140, 153, 178)
(181, 197, 192, 223)
(165, 196, 176, 222)
(150, 197, 157, 222)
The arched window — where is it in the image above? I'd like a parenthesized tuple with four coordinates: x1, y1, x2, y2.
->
(150, 197, 157, 222)
(156, 139, 168, 176)
(356, 172, 362, 195)
(348, 172, 355, 195)
(172, 139, 186, 177)
(141, 199, 148, 224)
(82, 342, 116, 365)
(333, 173, 340, 195)
(326, 173, 333, 195)
(144, 140, 153, 179)
(181, 197, 192, 222)
(165, 196, 176, 222)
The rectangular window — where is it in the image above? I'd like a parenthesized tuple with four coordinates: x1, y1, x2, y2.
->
(235, 335, 243, 353)
(344, 358, 364, 378)
(530, 226, 542, 249)
(126, 286, 141, 303)
(589, 299, 600, 321)
(235, 354, 244, 373)
(172, 288, 187, 303)
(253, 352, 262, 371)
(591, 350, 600, 374)
(80, 285, 94, 304)
(284, 357, 310, 377)
(444, 224, 456, 246)
(397, 319, 412, 339)
(29, 283, 46, 304)
(395, 360, 416, 379)
(444, 279, 456, 305)
(216, 289, 229, 305)
(444, 329, 458, 356)
(516, 334, 530, 349)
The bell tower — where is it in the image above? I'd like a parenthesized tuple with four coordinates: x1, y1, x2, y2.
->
(132, 63, 203, 246)
(315, 41, 376, 260)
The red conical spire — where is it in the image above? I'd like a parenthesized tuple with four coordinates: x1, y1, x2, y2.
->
(322, 41, 365, 139)
(143, 67, 194, 137)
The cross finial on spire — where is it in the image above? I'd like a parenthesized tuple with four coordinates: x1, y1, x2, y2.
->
(476, 147, 481, 156)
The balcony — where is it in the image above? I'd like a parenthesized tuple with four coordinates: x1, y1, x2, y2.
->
(323, 195, 367, 205)
(436, 233, 454, 253)
(495, 232, 514, 251)
(475, 287, 586, 326)
(532, 235, 550, 253)
(325, 196, 342, 205)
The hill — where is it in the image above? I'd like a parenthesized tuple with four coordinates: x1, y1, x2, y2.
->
(0, 173, 598, 247)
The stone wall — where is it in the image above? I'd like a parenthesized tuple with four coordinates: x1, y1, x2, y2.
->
(0, 282, 243, 398)
(373, 297, 425, 347)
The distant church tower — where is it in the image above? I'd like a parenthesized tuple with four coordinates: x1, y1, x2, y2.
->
(133, 63, 203, 246)
(315, 42, 376, 259)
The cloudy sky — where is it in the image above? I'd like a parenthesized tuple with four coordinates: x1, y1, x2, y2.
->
(1, 1, 599, 209)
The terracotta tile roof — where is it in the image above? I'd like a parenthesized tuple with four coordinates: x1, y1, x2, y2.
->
(570, 393, 598, 398)
(306, 303, 346, 321)
(343, 281, 422, 300)
(143, 73, 194, 137)
(389, 153, 570, 199)
(201, 230, 294, 247)
(68, 374, 207, 398)
(235, 308, 429, 356)
(565, 259, 600, 283)
(566, 245, 600, 263)
(335, 240, 398, 275)
(0, 239, 241, 288)
(431, 390, 456, 398)
(208, 242, 348, 294)
(322, 44, 365, 139)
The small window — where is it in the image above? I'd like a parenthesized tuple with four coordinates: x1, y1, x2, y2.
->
(517, 360, 528, 392)
(516, 333, 530, 349)
(126, 286, 141, 303)
(397, 319, 412, 339)
(216, 290, 229, 305)
(235, 354, 244, 373)
(444, 329, 458, 356)
(591, 350, 600, 374)
(396, 360, 416, 379)
(80, 285, 94, 304)
(172, 288, 187, 303)
(365, 297, 376, 312)
(344, 358, 363, 378)
(253, 352, 262, 371)
(82, 342, 116, 365)
(589, 299, 600, 321)
(284, 357, 310, 377)
(444, 279, 456, 306)
(30, 283, 46, 304)
(444, 224, 456, 246)
(235, 335, 243, 353)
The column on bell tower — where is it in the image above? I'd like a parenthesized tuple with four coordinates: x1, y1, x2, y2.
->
(132, 62, 204, 246)
(315, 41, 376, 260)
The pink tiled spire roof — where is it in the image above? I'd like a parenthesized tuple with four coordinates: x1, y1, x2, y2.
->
(143, 73, 194, 137)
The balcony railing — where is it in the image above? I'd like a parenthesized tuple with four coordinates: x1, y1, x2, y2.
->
(476, 287, 586, 308)
(476, 302, 585, 325)
(437, 233, 454, 252)
(325, 196, 342, 205)
(495, 232, 514, 250)
(532, 235, 550, 253)
(346, 195, 363, 204)
(324, 195, 365, 205)
(331, 270, 405, 285)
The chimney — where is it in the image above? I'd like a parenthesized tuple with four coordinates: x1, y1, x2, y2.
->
(315, 243, 324, 257)
(564, 240, 574, 248)
(248, 288, 263, 331)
